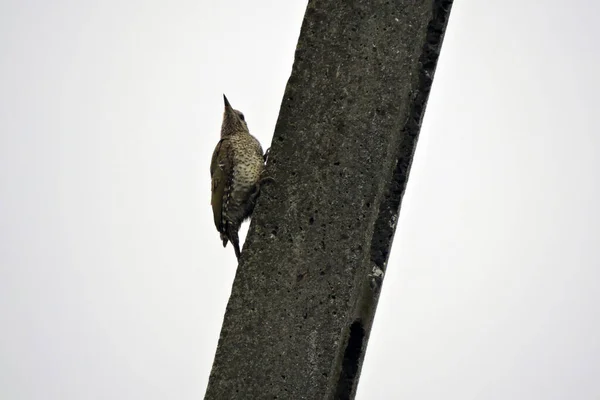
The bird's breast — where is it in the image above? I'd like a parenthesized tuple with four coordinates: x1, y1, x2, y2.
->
(230, 134, 264, 195)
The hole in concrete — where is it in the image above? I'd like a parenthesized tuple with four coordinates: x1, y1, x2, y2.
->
(334, 320, 365, 399)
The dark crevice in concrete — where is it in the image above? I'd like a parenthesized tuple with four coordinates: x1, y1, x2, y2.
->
(334, 320, 365, 400)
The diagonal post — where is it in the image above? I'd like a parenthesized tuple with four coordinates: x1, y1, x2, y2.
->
(205, 1, 453, 399)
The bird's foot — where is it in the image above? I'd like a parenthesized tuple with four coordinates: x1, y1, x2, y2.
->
(259, 168, 275, 186)
(259, 176, 275, 185)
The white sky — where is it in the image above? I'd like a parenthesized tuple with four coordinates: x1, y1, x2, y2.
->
(1, 1, 599, 399)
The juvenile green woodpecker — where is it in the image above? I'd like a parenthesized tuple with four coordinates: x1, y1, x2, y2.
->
(210, 95, 267, 260)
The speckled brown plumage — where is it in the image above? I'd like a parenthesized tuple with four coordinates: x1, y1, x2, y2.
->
(210, 95, 266, 260)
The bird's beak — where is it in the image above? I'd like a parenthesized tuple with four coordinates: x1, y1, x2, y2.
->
(223, 94, 231, 109)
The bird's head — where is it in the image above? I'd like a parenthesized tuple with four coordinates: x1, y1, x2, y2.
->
(221, 94, 249, 138)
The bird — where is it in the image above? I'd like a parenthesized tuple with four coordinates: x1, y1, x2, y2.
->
(210, 94, 269, 260)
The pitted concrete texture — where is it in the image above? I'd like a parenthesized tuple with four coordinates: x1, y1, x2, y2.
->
(205, 1, 453, 399)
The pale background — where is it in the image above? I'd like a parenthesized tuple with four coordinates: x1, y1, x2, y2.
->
(1, 1, 599, 399)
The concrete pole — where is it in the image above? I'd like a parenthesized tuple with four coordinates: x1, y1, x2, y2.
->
(205, 1, 453, 399)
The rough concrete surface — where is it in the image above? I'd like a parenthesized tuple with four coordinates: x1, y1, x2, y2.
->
(205, 1, 453, 399)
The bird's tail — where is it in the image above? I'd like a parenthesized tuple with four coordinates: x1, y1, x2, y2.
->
(220, 233, 228, 248)
(224, 226, 241, 260)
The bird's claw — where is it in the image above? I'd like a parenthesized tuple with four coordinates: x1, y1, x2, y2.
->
(259, 176, 275, 185)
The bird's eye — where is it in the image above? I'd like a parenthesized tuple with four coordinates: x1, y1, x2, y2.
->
(238, 113, 245, 121)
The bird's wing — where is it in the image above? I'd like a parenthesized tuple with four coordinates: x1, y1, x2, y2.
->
(210, 138, 233, 232)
